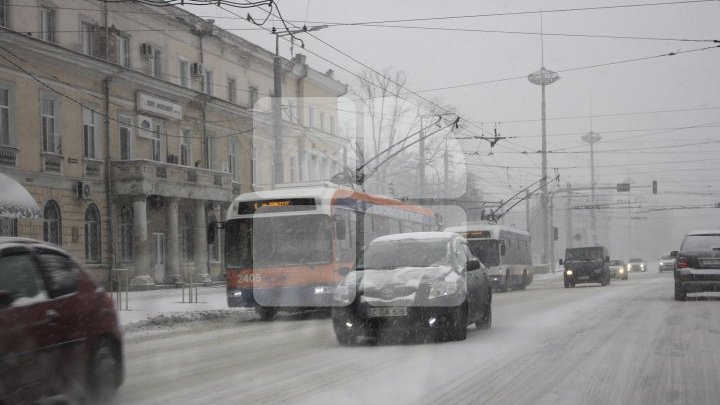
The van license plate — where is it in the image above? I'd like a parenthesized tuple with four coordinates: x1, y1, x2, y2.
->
(368, 307, 407, 317)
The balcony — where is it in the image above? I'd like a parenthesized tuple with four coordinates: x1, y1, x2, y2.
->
(111, 160, 233, 202)
(41, 152, 63, 173)
(0, 145, 18, 166)
(84, 158, 103, 178)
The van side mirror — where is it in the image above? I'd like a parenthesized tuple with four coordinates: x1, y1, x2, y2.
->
(670, 250, 678, 258)
(499, 241, 506, 256)
(467, 258, 481, 271)
(335, 221, 347, 240)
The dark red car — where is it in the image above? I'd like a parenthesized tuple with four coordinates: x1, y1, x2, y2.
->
(0, 237, 123, 403)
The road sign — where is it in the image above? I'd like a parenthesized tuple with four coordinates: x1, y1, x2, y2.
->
(617, 183, 630, 192)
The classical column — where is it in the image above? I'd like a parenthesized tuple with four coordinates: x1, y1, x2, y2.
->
(165, 198, 182, 285)
(193, 201, 211, 284)
(130, 195, 154, 289)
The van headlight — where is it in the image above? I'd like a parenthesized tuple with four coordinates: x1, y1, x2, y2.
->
(429, 281, 458, 299)
(565, 270, 573, 276)
(333, 285, 353, 304)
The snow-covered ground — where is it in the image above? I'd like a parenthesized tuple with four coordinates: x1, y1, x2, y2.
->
(113, 272, 720, 405)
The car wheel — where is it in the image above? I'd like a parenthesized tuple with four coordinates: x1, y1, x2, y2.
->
(518, 270, 527, 290)
(674, 284, 687, 301)
(86, 337, 122, 403)
(255, 305, 277, 321)
(448, 303, 468, 341)
(476, 290, 492, 330)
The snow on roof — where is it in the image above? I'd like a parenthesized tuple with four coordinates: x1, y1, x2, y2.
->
(687, 230, 720, 235)
(372, 232, 459, 243)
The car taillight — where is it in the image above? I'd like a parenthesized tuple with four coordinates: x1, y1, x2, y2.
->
(676, 258, 689, 269)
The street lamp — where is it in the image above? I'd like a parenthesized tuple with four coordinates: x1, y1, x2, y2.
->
(528, 66, 560, 267)
(581, 131, 601, 245)
(272, 25, 328, 187)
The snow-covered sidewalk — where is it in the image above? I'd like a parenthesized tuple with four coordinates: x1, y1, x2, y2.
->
(112, 285, 244, 327)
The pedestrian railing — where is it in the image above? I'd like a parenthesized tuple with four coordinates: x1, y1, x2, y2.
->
(181, 267, 199, 303)
(110, 268, 129, 311)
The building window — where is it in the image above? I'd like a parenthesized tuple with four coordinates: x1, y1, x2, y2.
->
(204, 69, 213, 95)
(310, 154, 318, 180)
(227, 78, 236, 103)
(41, 95, 59, 153)
(180, 128, 191, 166)
(81, 22, 96, 56)
(0, 86, 11, 146)
(308, 106, 315, 128)
(0, 1, 7, 27)
(116, 35, 130, 67)
(150, 119, 164, 162)
(0, 217, 16, 236)
(40, 7, 55, 43)
(118, 114, 132, 160)
(84, 203, 101, 263)
(83, 107, 97, 159)
(149, 48, 161, 77)
(330, 116, 335, 135)
(181, 213, 193, 262)
(120, 206, 133, 262)
(228, 139, 237, 178)
(248, 86, 258, 108)
(178, 58, 189, 88)
(43, 200, 61, 245)
(320, 111, 325, 132)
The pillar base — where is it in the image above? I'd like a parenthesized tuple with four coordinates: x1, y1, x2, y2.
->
(129, 275, 155, 291)
(193, 273, 213, 286)
(165, 274, 185, 287)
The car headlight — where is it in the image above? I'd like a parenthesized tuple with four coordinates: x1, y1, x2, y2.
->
(429, 281, 458, 299)
(333, 284, 353, 304)
(619, 268, 624, 273)
(565, 270, 573, 276)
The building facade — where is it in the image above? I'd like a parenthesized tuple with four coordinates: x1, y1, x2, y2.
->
(0, 0, 348, 288)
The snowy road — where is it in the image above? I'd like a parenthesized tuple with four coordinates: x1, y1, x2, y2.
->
(115, 272, 720, 405)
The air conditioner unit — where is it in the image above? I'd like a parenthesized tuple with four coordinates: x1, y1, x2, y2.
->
(76, 181, 92, 200)
(140, 43, 155, 58)
(190, 62, 205, 76)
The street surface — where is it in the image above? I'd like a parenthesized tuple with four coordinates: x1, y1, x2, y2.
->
(115, 271, 720, 405)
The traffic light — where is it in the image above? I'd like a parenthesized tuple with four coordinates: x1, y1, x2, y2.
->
(652, 180, 657, 194)
(553, 226, 559, 241)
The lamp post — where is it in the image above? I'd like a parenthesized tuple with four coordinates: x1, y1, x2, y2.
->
(272, 25, 328, 188)
(528, 66, 559, 267)
(581, 131, 601, 245)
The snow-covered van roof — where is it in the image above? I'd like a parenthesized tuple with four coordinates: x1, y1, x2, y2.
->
(687, 230, 720, 235)
(372, 232, 461, 243)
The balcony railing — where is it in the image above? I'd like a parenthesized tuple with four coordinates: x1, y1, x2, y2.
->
(111, 159, 233, 199)
(84, 159, 103, 177)
(42, 152, 63, 173)
(0, 145, 18, 166)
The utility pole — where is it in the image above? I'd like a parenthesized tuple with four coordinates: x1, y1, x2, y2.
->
(419, 116, 426, 197)
(525, 189, 530, 233)
(565, 183, 572, 249)
(582, 95, 601, 245)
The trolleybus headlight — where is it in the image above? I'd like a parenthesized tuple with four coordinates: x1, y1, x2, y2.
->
(314, 286, 333, 295)
(233, 291, 243, 297)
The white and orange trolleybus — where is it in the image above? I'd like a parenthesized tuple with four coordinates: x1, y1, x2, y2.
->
(222, 183, 435, 320)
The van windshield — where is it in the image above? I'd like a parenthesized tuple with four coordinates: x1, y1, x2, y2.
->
(565, 247, 603, 261)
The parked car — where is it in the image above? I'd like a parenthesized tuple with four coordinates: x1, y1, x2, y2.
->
(609, 260, 628, 280)
(331, 232, 492, 345)
(560, 246, 611, 287)
(658, 255, 676, 272)
(673, 230, 720, 301)
(0, 237, 124, 403)
(627, 258, 647, 272)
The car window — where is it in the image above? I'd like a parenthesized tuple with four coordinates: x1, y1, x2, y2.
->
(0, 252, 46, 306)
(681, 234, 720, 253)
(35, 252, 79, 298)
(454, 240, 468, 269)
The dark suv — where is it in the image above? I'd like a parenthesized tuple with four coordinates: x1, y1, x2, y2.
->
(673, 230, 720, 301)
(0, 238, 124, 403)
(561, 246, 611, 287)
(332, 232, 492, 344)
